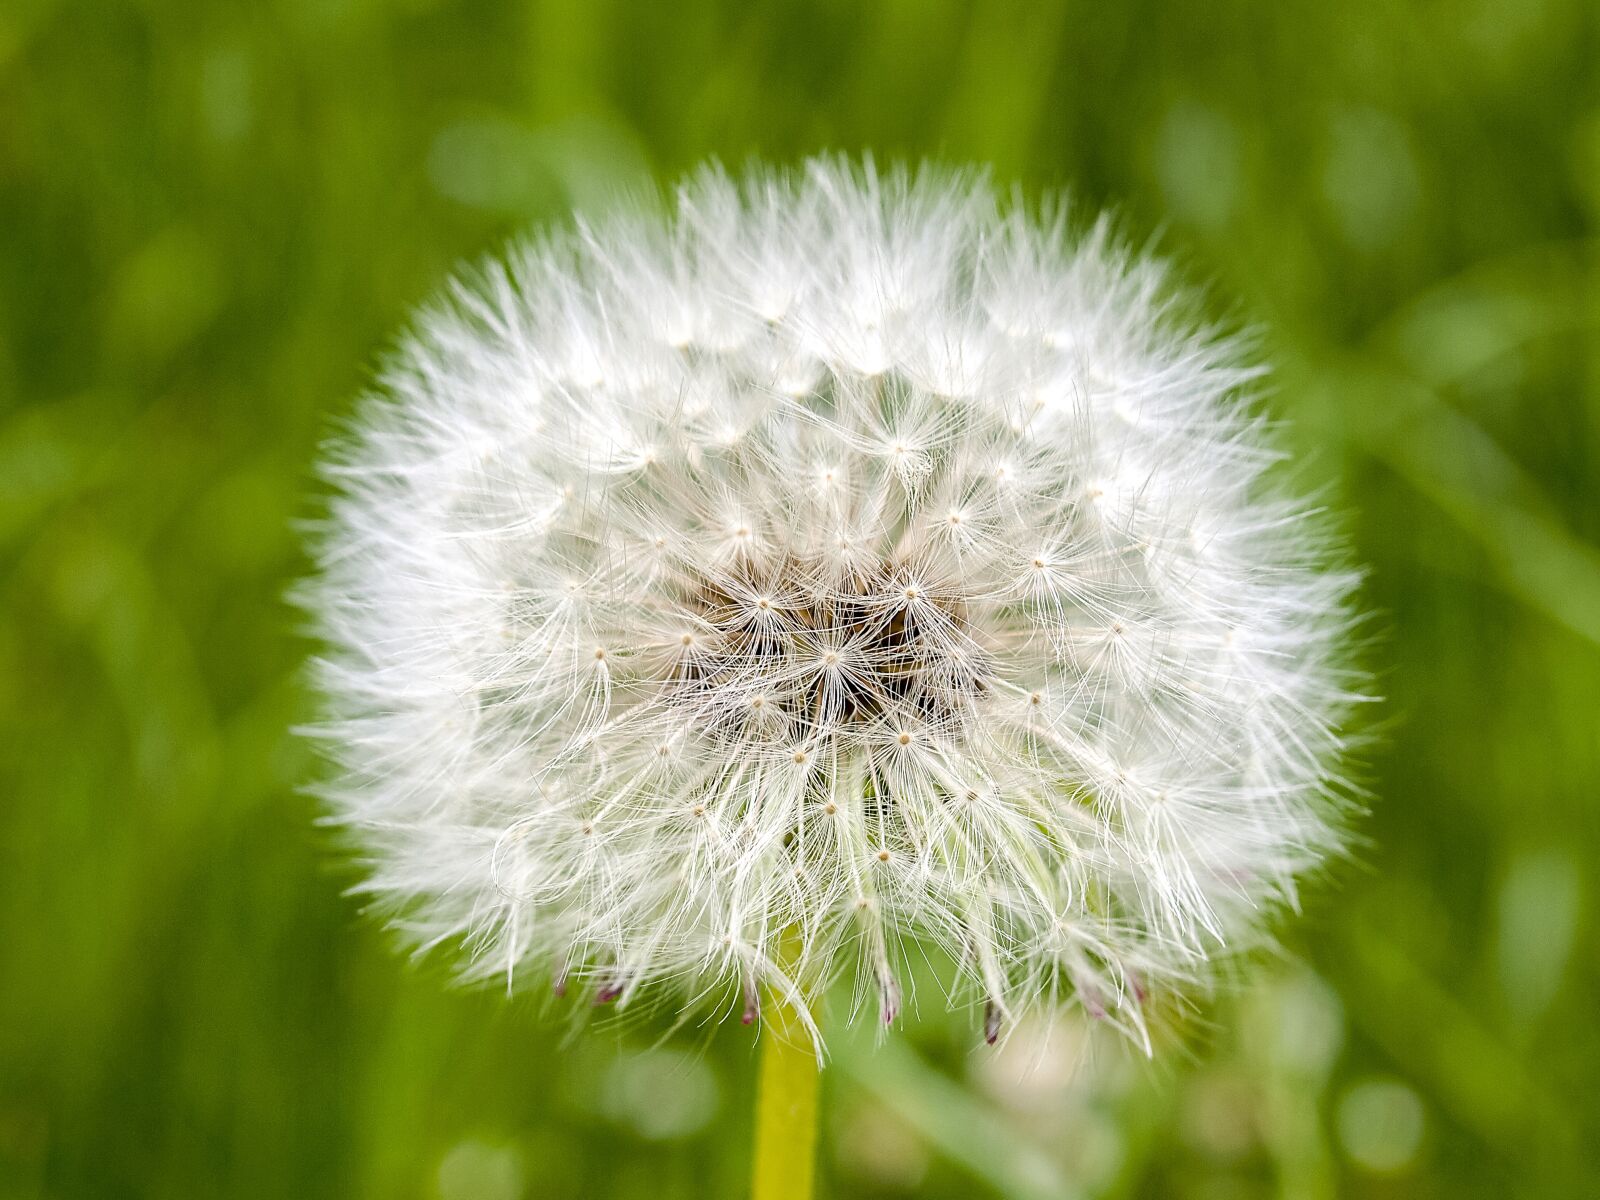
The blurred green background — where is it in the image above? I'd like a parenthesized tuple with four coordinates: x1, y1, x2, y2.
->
(2, 0, 1597, 1196)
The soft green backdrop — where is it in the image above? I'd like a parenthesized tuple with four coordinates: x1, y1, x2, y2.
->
(2, 1, 1596, 1197)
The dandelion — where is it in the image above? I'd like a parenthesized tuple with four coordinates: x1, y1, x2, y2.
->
(304, 157, 1363, 1199)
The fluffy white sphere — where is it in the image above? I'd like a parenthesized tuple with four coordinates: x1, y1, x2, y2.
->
(307, 158, 1361, 1050)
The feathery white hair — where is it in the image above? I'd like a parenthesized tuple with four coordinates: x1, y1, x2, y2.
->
(306, 158, 1361, 1051)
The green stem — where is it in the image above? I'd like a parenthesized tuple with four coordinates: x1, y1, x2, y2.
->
(751, 991, 819, 1200)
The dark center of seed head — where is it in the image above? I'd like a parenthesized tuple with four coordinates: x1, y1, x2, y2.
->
(667, 556, 992, 737)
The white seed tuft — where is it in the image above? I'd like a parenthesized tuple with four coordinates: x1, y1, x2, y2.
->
(303, 158, 1364, 1051)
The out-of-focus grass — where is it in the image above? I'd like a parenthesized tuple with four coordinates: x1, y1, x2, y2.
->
(1, 1, 1597, 1197)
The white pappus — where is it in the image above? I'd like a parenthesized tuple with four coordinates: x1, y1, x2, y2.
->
(304, 157, 1364, 1053)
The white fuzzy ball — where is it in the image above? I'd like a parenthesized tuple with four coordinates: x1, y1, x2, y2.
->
(306, 158, 1362, 1050)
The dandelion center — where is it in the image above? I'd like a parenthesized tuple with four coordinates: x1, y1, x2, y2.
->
(663, 556, 992, 742)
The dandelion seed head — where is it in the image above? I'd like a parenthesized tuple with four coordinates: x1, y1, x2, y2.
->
(305, 158, 1363, 1051)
